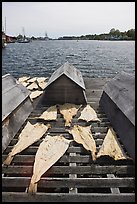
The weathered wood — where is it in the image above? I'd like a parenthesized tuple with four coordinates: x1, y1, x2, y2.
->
(99, 72, 135, 161)
(2, 192, 135, 202)
(38, 62, 87, 105)
(69, 152, 78, 193)
(107, 174, 120, 194)
(2, 177, 134, 188)
(6, 137, 105, 147)
(2, 74, 33, 153)
(2, 74, 31, 121)
(4, 153, 132, 165)
(2, 165, 135, 175)
(2, 76, 135, 202)
(4, 146, 101, 155)
(2, 98, 33, 153)
(47, 62, 86, 90)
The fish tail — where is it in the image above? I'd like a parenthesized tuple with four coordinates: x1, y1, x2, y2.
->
(28, 181, 38, 194)
(3, 154, 14, 165)
(92, 152, 97, 161)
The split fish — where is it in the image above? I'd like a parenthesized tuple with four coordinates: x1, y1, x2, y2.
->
(3, 121, 51, 165)
(68, 124, 97, 161)
(28, 135, 72, 193)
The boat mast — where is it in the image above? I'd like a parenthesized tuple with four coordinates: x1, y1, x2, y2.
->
(5, 17, 6, 34)
(22, 27, 25, 39)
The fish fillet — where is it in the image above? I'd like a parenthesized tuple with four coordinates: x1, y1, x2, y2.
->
(27, 82, 39, 90)
(37, 81, 47, 90)
(3, 122, 51, 165)
(68, 125, 96, 161)
(59, 103, 81, 127)
(20, 81, 30, 87)
(38, 105, 57, 121)
(96, 127, 127, 160)
(30, 90, 43, 101)
(27, 77, 37, 83)
(18, 76, 30, 82)
(28, 135, 72, 193)
(78, 104, 100, 122)
(37, 77, 48, 83)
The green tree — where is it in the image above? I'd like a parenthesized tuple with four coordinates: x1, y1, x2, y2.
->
(109, 28, 115, 34)
(126, 29, 135, 39)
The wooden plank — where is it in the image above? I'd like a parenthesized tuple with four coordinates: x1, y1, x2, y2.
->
(2, 165, 135, 176)
(99, 72, 135, 161)
(2, 192, 135, 202)
(69, 152, 77, 193)
(4, 146, 103, 154)
(84, 77, 111, 89)
(2, 155, 134, 167)
(2, 74, 31, 121)
(7, 138, 105, 147)
(2, 98, 33, 153)
(2, 177, 135, 188)
(107, 174, 120, 194)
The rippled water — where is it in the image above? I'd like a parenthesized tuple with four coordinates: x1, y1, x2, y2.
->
(2, 40, 135, 78)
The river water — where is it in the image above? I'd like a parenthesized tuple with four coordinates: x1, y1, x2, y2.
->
(2, 40, 135, 79)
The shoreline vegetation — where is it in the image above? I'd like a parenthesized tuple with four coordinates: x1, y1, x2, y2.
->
(58, 28, 135, 41)
(3, 28, 135, 43)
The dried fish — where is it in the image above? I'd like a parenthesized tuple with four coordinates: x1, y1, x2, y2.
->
(37, 77, 48, 90)
(59, 103, 81, 127)
(68, 125, 96, 161)
(27, 82, 39, 90)
(38, 105, 57, 121)
(97, 127, 127, 160)
(3, 122, 51, 165)
(30, 90, 43, 101)
(20, 81, 30, 87)
(37, 77, 48, 83)
(78, 104, 100, 122)
(37, 81, 47, 90)
(18, 76, 30, 82)
(28, 135, 72, 193)
(27, 77, 37, 83)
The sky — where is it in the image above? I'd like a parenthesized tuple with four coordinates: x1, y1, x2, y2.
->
(2, 2, 135, 39)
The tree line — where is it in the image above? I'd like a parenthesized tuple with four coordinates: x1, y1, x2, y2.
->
(58, 28, 135, 40)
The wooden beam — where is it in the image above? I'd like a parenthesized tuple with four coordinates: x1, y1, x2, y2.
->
(2, 192, 135, 202)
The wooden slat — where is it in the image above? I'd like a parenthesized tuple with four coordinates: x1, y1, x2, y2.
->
(7, 138, 104, 147)
(2, 177, 135, 188)
(2, 165, 135, 176)
(2, 192, 135, 202)
(107, 174, 120, 194)
(69, 152, 77, 193)
(4, 146, 90, 154)
(2, 154, 134, 167)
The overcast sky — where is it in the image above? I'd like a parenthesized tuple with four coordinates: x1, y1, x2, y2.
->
(2, 2, 135, 38)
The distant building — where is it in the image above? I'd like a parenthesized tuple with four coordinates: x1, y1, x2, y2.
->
(6, 35, 17, 43)
(2, 31, 6, 48)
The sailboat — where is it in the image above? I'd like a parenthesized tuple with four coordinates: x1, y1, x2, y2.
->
(17, 37, 30, 43)
(17, 27, 30, 43)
